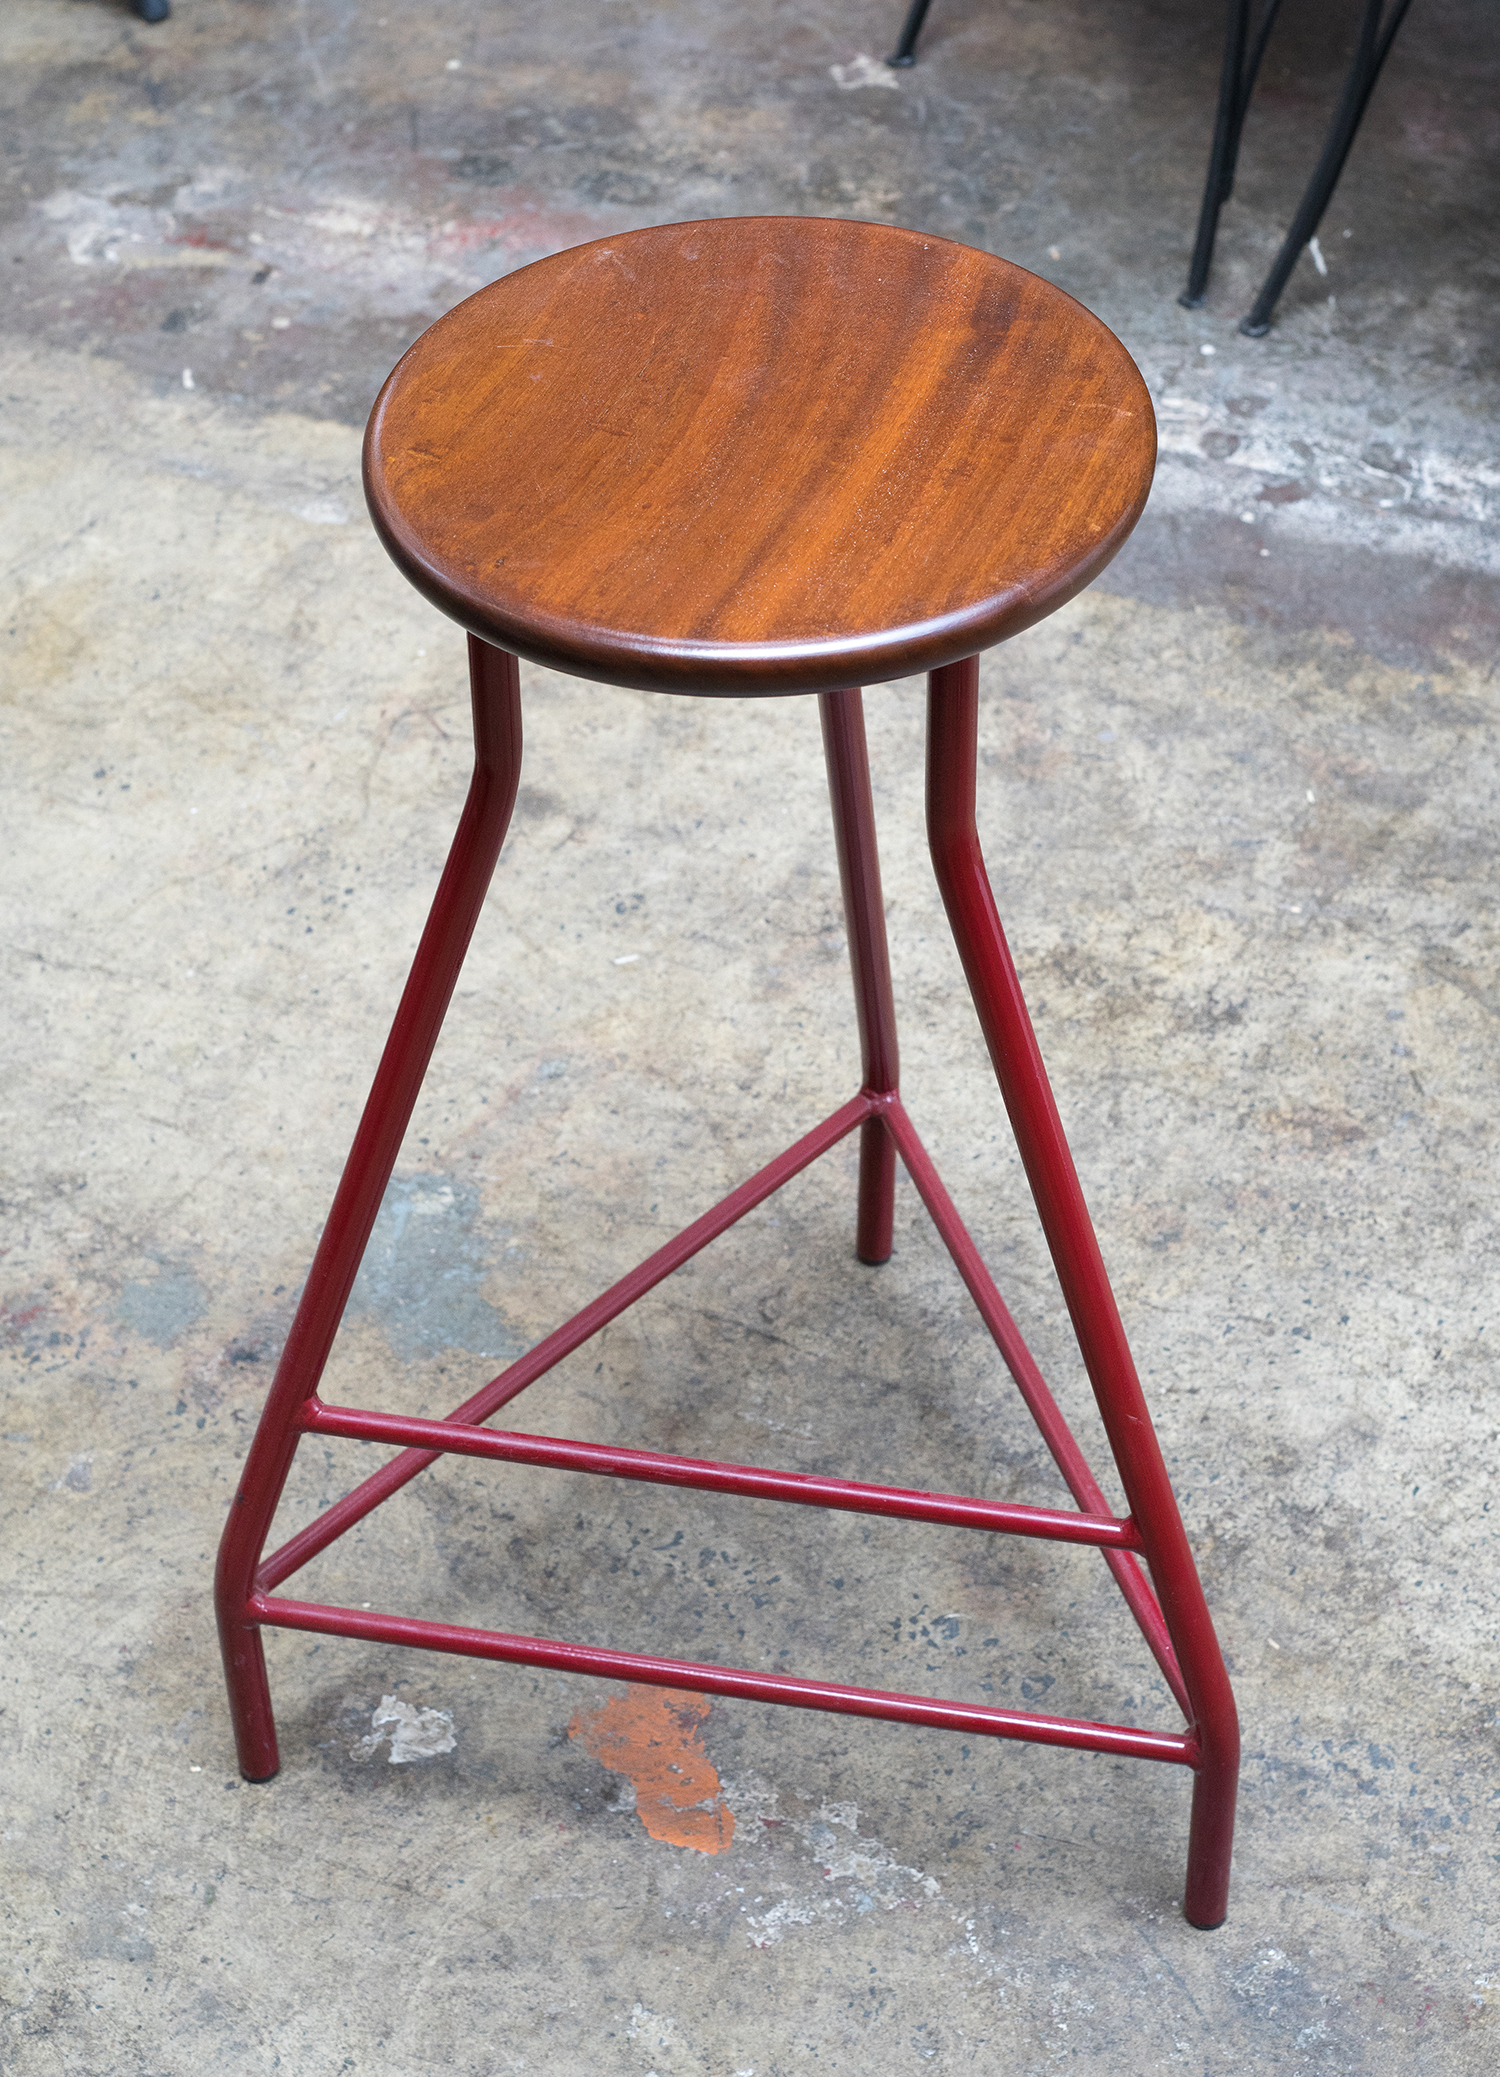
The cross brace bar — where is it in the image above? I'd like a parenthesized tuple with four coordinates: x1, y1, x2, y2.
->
(301, 1399, 1144, 1548)
(252, 1592, 1196, 1767)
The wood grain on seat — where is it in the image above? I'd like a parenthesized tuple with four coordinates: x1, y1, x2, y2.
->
(364, 217, 1155, 696)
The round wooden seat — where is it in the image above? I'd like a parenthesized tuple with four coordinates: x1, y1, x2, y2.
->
(364, 216, 1154, 697)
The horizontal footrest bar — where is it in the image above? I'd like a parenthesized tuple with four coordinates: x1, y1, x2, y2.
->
(303, 1400, 1142, 1550)
(249, 1592, 1196, 1767)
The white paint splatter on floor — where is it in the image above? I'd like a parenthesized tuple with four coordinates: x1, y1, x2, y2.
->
(721, 1775, 940, 1947)
(355, 1695, 456, 1764)
(829, 53, 900, 91)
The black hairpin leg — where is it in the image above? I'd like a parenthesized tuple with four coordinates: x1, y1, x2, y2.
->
(1180, 0, 1286, 308)
(1239, 0, 1415, 335)
(887, 0, 936, 68)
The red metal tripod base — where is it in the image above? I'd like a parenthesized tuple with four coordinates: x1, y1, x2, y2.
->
(214, 645, 1239, 1930)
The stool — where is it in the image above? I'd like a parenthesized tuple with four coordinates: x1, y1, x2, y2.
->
(215, 216, 1240, 1929)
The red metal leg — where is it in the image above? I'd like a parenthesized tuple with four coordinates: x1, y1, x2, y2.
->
(925, 656, 1239, 1928)
(819, 689, 899, 1264)
(213, 637, 523, 1781)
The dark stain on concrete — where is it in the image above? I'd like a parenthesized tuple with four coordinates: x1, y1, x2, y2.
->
(348, 1170, 526, 1361)
(116, 1263, 207, 1346)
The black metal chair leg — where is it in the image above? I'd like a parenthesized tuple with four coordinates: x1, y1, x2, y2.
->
(887, 0, 936, 69)
(1181, 0, 1286, 307)
(1239, 0, 1415, 334)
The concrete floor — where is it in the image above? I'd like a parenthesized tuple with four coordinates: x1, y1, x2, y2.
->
(2, 1, 1497, 2071)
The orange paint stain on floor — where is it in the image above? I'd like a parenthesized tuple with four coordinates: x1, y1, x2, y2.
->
(568, 1687, 735, 1853)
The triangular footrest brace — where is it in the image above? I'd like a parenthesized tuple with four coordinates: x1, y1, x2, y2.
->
(253, 1091, 1189, 1771)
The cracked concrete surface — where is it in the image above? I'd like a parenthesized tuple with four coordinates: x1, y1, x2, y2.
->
(2, 2, 1497, 2072)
